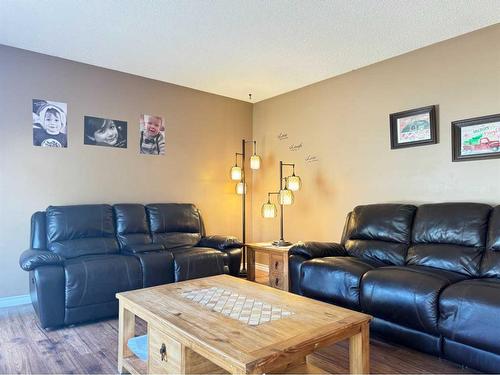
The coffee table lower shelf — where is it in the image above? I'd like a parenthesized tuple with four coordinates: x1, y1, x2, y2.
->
(280, 362, 329, 374)
(121, 356, 147, 375)
(120, 353, 328, 375)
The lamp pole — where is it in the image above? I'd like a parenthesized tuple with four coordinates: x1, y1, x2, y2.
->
(231, 139, 261, 276)
(279, 161, 284, 244)
(236, 139, 259, 276)
(271, 161, 297, 247)
(241, 139, 247, 275)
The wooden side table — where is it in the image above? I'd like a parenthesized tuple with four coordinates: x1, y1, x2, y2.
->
(246, 242, 293, 291)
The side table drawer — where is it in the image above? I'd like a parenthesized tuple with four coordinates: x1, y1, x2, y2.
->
(269, 254, 284, 274)
(269, 254, 287, 290)
(269, 273, 284, 289)
(148, 324, 182, 374)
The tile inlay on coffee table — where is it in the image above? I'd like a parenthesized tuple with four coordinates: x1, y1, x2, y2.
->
(181, 287, 293, 326)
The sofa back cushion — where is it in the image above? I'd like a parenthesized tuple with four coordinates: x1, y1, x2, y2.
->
(46, 204, 119, 258)
(344, 204, 417, 265)
(406, 203, 491, 276)
(480, 205, 500, 278)
(146, 203, 201, 248)
(113, 204, 152, 248)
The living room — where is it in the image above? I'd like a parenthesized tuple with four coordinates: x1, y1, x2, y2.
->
(1, 1, 499, 374)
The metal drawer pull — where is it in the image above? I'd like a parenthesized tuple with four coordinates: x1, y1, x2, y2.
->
(275, 277, 279, 285)
(275, 261, 279, 269)
(160, 343, 167, 361)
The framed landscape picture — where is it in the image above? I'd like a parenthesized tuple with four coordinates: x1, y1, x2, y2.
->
(452, 114, 500, 162)
(390, 105, 437, 149)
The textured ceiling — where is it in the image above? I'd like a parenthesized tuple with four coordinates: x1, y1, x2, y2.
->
(1, 0, 499, 102)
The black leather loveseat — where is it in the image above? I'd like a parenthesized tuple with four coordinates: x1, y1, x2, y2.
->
(19, 203, 242, 329)
(289, 203, 500, 373)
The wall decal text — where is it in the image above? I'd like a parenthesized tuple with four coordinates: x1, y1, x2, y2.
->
(278, 132, 288, 140)
(289, 143, 303, 152)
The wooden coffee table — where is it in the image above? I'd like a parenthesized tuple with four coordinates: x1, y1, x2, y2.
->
(116, 275, 371, 374)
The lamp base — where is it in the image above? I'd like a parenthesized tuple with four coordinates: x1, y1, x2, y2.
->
(272, 239, 292, 247)
(238, 268, 248, 278)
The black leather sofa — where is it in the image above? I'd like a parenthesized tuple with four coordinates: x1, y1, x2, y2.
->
(289, 203, 500, 373)
(19, 203, 242, 329)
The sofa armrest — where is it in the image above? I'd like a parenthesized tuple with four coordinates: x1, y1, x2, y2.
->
(289, 241, 347, 259)
(197, 235, 243, 251)
(19, 249, 65, 271)
(123, 243, 166, 254)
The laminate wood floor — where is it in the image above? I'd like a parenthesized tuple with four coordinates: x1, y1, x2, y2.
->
(0, 272, 478, 374)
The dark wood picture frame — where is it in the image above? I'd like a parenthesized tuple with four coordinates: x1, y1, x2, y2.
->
(452, 113, 500, 162)
(390, 105, 437, 149)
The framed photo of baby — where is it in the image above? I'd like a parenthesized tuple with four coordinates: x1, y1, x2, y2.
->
(139, 114, 165, 155)
(32, 99, 68, 148)
(84, 116, 127, 148)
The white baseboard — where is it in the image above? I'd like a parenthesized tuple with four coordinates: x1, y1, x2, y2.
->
(255, 262, 269, 273)
(0, 294, 31, 308)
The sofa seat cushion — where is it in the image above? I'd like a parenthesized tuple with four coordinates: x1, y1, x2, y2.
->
(131, 251, 175, 287)
(64, 254, 142, 308)
(300, 257, 384, 309)
(49, 237, 119, 259)
(344, 240, 409, 266)
(439, 278, 500, 355)
(154, 232, 201, 249)
(360, 266, 466, 334)
(406, 243, 483, 277)
(172, 247, 227, 282)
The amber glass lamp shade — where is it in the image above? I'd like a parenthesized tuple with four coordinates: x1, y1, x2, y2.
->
(250, 154, 261, 170)
(230, 166, 242, 181)
(279, 189, 294, 205)
(262, 202, 277, 218)
(235, 181, 246, 195)
(286, 174, 302, 191)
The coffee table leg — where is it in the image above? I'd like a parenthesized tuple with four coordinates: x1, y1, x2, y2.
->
(349, 323, 370, 374)
(118, 302, 135, 373)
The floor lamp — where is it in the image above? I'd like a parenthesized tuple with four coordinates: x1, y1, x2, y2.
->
(230, 139, 261, 275)
(261, 161, 302, 246)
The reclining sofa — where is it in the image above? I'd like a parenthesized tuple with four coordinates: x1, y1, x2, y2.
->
(289, 203, 500, 373)
(19, 203, 242, 329)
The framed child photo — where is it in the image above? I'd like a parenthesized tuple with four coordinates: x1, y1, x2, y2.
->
(84, 116, 127, 148)
(452, 114, 500, 162)
(32, 99, 68, 148)
(389, 105, 437, 149)
(139, 114, 165, 155)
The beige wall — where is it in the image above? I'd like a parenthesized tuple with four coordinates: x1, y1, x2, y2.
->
(0, 45, 252, 297)
(252, 25, 500, 252)
(1, 24, 500, 296)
